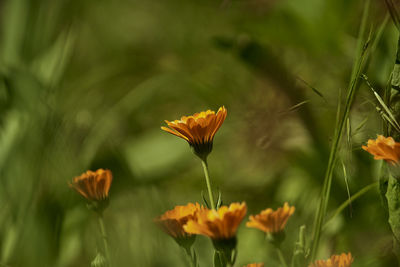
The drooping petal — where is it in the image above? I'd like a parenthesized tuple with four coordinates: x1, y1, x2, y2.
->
(155, 203, 201, 239)
(246, 202, 295, 233)
(161, 107, 227, 158)
(70, 169, 112, 202)
(362, 135, 400, 164)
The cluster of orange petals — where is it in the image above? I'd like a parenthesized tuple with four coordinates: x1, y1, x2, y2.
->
(246, 202, 295, 233)
(309, 253, 353, 267)
(243, 264, 264, 267)
(70, 169, 112, 201)
(362, 135, 400, 165)
(155, 203, 201, 239)
(161, 107, 227, 149)
(183, 202, 247, 240)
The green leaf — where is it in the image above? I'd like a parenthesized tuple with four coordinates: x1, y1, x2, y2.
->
(201, 191, 210, 209)
(386, 175, 400, 259)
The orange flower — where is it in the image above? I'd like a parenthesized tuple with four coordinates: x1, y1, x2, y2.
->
(362, 135, 400, 165)
(246, 202, 295, 233)
(70, 169, 112, 202)
(161, 106, 227, 159)
(244, 264, 264, 267)
(309, 252, 353, 267)
(183, 202, 247, 240)
(155, 203, 201, 239)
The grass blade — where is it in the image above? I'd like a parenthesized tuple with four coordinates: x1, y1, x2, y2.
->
(341, 161, 353, 218)
(309, 0, 371, 261)
(324, 182, 378, 228)
(296, 77, 326, 102)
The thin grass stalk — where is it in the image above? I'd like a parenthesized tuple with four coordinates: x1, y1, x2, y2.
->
(384, 75, 393, 136)
(309, 0, 371, 261)
(362, 73, 400, 132)
(371, 15, 390, 53)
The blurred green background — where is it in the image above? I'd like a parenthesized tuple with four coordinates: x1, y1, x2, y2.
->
(0, 0, 398, 266)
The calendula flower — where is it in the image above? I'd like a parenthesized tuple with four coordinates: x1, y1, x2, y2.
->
(155, 203, 201, 239)
(246, 202, 295, 234)
(184, 202, 246, 266)
(183, 202, 247, 240)
(362, 135, 400, 165)
(244, 264, 264, 267)
(161, 106, 227, 159)
(70, 169, 112, 202)
(309, 252, 353, 267)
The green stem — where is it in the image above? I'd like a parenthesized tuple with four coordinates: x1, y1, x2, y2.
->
(201, 159, 215, 210)
(276, 247, 288, 267)
(98, 214, 111, 266)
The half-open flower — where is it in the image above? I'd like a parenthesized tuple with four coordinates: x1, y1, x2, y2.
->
(161, 106, 227, 160)
(362, 135, 400, 165)
(309, 252, 353, 267)
(184, 202, 247, 265)
(246, 202, 295, 234)
(70, 169, 112, 202)
(244, 264, 264, 267)
(183, 202, 247, 241)
(155, 203, 200, 239)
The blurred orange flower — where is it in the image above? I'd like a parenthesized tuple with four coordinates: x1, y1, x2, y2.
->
(244, 264, 264, 267)
(161, 106, 227, 159)
(309, 252, 353, 267)
(70, 169, 112, 202)
(246, 202, 295, 233)
(362, 135, 400, 165)
(183, 202, 247, 240)
(155, 203, 201, 239)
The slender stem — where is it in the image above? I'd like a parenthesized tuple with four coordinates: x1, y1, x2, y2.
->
(201, 159, 215, 210)
(276, 247, 288, 267)
(309, 0, 371, 261)
(324, 182, 378, 228)
(98, 214, 111, 266)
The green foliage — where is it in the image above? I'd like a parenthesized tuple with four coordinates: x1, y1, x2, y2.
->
(0, 0, 398, 266)
(291, 226, 307, 267)
(386, 176, 400, 261)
